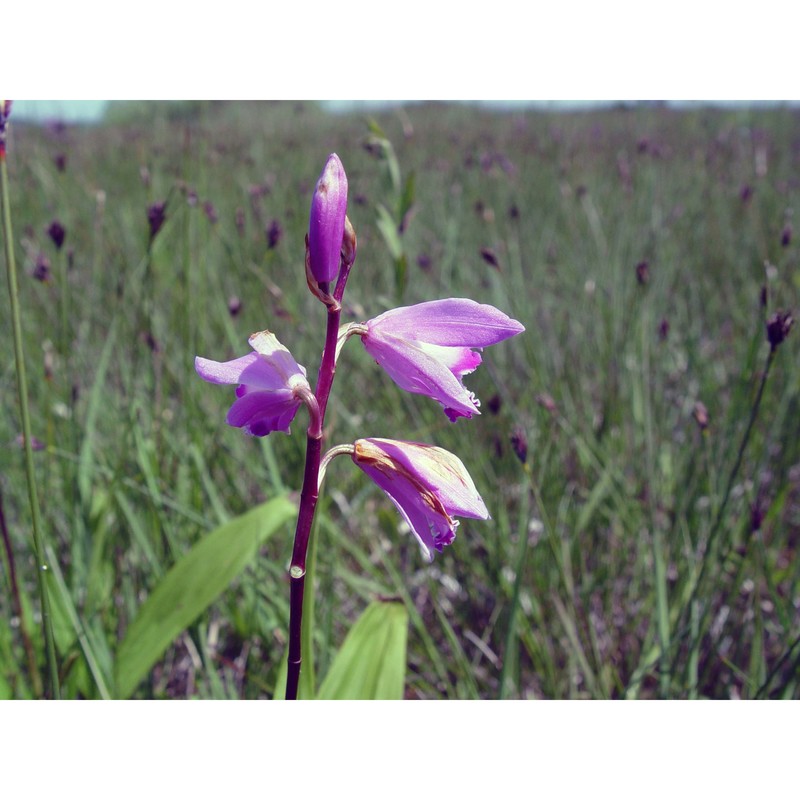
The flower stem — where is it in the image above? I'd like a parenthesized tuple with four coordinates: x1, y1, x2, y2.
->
(285, 290, 345, 699)
(1, 146, 61, 699)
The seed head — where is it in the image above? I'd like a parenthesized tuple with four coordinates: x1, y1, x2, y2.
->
(510, 426, 528, 464)
(480, 247, 500, 270)
(33, 253, 52, 282)
(0, 100, 11, 157)
(147, 201, 167, 242)
(266, 219, 282, 250)
(203, 201, 218, 225)
(766, 310, 793, 351)
(47, 220, 66, 251)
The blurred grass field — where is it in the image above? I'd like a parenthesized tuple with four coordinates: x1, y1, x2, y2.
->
(1, 100, 798, 699)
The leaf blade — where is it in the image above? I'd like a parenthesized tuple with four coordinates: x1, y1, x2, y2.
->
(115, 496, 295, 698)
(317, 600, 408, 700)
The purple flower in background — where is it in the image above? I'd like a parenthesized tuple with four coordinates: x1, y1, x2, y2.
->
(147, 201, 167, 242)
(307, 153, 348, 284)
(47, 219, 66, 250)
(352, 437, 489, 561)
(195, 331, 311, 436)
(360, 298, 524, 421)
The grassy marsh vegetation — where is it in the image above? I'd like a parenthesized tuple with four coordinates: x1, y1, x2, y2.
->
(1, 101, 798, 698)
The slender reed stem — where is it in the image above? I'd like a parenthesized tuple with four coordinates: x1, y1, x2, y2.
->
(0, 485, 42, 696)
(672, 347, 776, 680)
(688, 349, 774, 607)
(1, 145, 61, 699)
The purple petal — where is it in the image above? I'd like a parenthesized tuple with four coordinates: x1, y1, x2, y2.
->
(195, 353, 289, 391)
(226, 389, 301, 436)
(364, 438, 489, 520)
(355, 460, 454, 562)
(416, 342, 482, 379)
(195, 330, 307, 391)
(367, 298, 525, 347)
(362, 332, 481, 419)
(247, 330, 308, 384)
(308, 153, 348, 283)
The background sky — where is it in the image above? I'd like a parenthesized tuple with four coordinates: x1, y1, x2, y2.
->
(10, 100, 792, 124)
(10, 100, 617, 123)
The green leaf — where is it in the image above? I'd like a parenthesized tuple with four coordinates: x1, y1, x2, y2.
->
(366, 117, 386, 138)
(398, 171, 415, 223)
(317, 600, 408, 700)
(44, 545, 113, 699)
(375, 203, 403, 261)
(78, 316, 118, 509)
(115, 495, 295, 698)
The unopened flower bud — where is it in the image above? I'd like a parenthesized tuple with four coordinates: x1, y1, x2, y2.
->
(341, 215, 357, 267)
(307, 153, 348, 284)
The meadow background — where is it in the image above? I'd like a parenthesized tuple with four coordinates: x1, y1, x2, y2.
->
(1, 100, 798, 699)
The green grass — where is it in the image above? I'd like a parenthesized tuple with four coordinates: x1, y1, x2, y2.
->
(1, 100, 798, 698)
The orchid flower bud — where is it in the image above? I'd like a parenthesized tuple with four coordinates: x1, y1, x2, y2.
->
(341, 215, 357, 268)
(307, 153, 348, 284)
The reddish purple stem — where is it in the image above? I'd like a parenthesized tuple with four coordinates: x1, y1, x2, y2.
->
(285, 273, 349, 699)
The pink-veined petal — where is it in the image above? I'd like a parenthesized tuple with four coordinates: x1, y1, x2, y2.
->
(362, 331, 480, 419)
(367, 298, 525, 347)
(226, 389, 301, 436)
(195, 353, 292, 391)
(355, 462, 451, 561)
(363, 438, 489, 521)
(415, 341, 483, 379)
(352, 438, 488, 561)
(195, 331, 307, 391)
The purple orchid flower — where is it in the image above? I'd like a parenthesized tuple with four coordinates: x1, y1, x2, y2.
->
(307, 153, 348, 284)
(351, 437, 489, 561)
(358, 298, 524, 421)
(195, 330, 311, 437)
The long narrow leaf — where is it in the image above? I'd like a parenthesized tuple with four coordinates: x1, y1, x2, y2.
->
(115, 496, 295, 698)
(317, 600, 408, 700)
